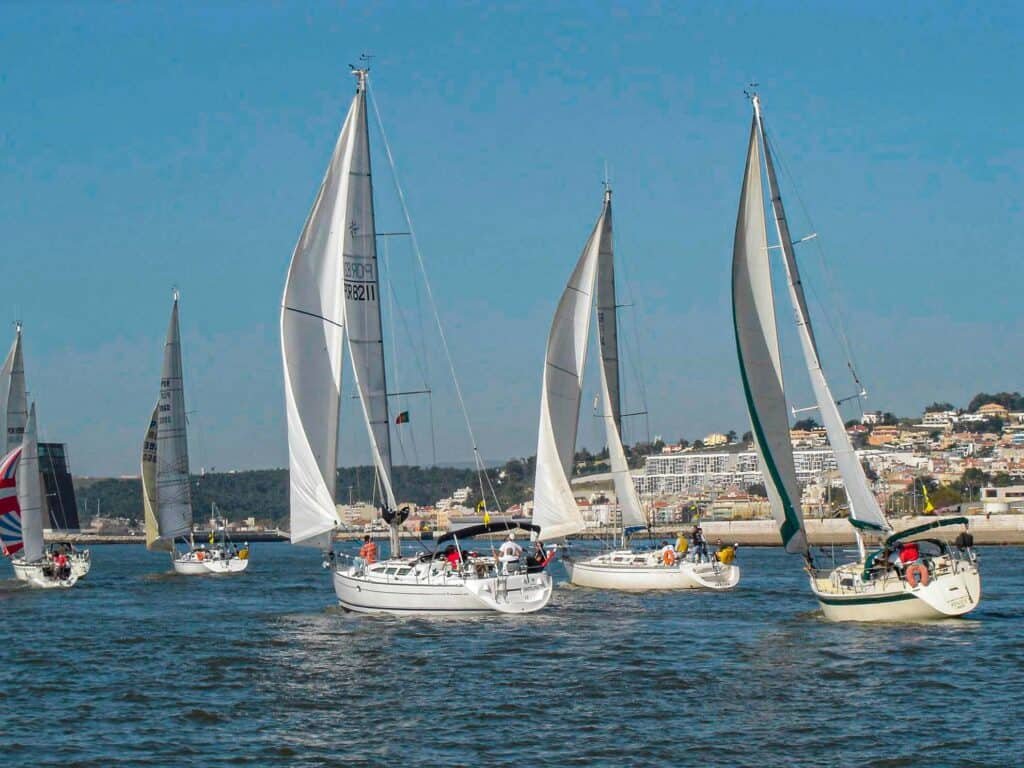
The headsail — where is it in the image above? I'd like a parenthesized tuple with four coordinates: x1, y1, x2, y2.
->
(342, 71, 396, 510)
(140, 404, 169, 551)
(532, 201, 604, 539)
(155, 295, 192, 541)
(1, 325, 28, 453)
(0, 446, 23, 556)
(754, 97, 889, 534)
(17, 404, 44, 563)
(280, 77, 363, 547)
(732, 113, 808, 554)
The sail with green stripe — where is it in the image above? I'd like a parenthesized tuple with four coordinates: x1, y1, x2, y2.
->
(731, 114, 808, 554)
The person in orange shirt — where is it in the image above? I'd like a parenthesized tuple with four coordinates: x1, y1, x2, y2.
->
(359, 535, 378, 565)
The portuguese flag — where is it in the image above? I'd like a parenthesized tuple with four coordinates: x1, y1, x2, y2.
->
(395, 411, 410, 424)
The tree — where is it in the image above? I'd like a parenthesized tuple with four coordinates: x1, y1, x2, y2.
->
(741, 431, 753, 444)
(967, 392, 1024, 413)
(880, 412, 899, 426)
(692, 439, 705, 449)
(993, 472, 1013, 487)
(726, 430, 738, 443)
(677, 439, 690, 449)
(924, 402, 955, 413)
(844, 419, 859, 428)
(961, 417, 1004, 434)
(746, 483, 767, 498)
(792, 418, 819, 431)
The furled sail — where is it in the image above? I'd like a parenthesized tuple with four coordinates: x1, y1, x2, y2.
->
(732, 114, 808, 554)
(755, 98, 889, 534)
(342, 73, 396, 510)
(1, 325, 27, 453)
(17, 404, 44, 563)
(280, 78, 362, 547)
(140, 404, 170, 551)
(532, 203, 604, 539)
(155, 295, 192, 541)
(595, 190, 621, 433)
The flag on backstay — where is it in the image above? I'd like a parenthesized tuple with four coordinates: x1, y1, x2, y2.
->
(395, 411, 410, 425)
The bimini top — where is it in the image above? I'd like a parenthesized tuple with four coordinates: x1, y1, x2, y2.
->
(437, 520, 541, 545)
(885, 517, 969, 547)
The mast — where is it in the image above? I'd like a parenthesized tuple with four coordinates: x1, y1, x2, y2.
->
(752, 95, 888, 539)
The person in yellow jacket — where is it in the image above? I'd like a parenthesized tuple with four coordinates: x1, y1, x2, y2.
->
(716, 543, 737, 565)
(675, 532, 689, 557)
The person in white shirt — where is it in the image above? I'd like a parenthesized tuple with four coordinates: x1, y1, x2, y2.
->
(498, 533, 523, 574)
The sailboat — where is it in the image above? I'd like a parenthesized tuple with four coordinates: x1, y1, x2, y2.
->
(2, 325, 89, 581)
(3, 404, 77, 588)
(732, 92, 979, 621)
(142, 292, 250, 575)
(282, 67, 552, 614)
(536, 186, 739, 591)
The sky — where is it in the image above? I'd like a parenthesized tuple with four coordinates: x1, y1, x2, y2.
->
(1, 2, 1021, 476)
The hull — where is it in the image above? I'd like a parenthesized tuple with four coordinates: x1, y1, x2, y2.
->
(333, 559, 552, 615)
(11, 559, 79, 589)
(172, 547, 250, 576)
(12, 552, 89, 581)
(810, 557, 981, 622)
(565, 550, 740, 591)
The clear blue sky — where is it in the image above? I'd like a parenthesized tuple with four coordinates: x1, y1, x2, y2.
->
(2, 2, 1021, 476)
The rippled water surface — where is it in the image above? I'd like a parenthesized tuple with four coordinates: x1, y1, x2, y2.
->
(1, 543, 1022, 767)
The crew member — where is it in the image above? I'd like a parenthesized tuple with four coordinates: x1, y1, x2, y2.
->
(498, 533, 523, 574)
(359, 535, 378, 565)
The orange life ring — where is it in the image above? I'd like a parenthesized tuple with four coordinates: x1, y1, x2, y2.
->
(905, 562, 930, 588)
(196, 551, 205, 561)
(662, 549, 676, 566)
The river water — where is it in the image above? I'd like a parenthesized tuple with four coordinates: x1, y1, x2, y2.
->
(1, 543, 1021, 767)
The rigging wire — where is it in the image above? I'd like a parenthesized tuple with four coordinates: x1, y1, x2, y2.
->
(367, 82, 503, 513)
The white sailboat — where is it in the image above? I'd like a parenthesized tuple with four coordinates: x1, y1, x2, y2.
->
(281, 67, 552, 615)
(538, 187, 739, 591)
(1, 326, 89, 581)
(732, 92, 979, 621)
(142, 292, 250, 575)
(4, 405, 77, 588)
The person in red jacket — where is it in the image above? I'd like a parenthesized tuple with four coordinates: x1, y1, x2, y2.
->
(358, 535, 378, 565)
(898, 541, 920, 565)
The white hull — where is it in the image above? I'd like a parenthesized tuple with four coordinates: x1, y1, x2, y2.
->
(11, 558, 79, 589)
(810, 556, 981, 622)
(565, 550, 740, 591)
(172, 548, 250, 576)
(333, 558, 553, 615)
(13, 554, 90, 581)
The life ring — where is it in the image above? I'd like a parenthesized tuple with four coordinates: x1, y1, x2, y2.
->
(196, 551, 205, 561)
(662, 549, 676, 567)
(905, 562, 930, 588)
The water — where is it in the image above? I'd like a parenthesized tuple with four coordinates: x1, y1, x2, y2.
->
(2, 543, 1022, 767)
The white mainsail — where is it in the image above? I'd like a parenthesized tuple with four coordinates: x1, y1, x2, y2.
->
(341, 72, 396, 510)
(17, 403, 44, 563)
(140, 404, 169, 551)
(754, 96, 889, 534)
(1, 325, 28, 453)
(593, 190, 646, 532)
(155, 295, 192, 541)
(732, 115, 808, 553)
(532, 200, 604, 540)
(280, 77, 363, 548)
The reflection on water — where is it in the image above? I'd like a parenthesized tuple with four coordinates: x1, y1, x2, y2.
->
(0, 544, 1021, 766)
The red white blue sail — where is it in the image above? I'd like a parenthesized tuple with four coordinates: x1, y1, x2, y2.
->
(0, 446, 23, 556)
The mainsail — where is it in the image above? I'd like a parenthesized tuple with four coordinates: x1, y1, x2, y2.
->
(342, 71, 396, 510)
(140, 404, 169, 551)
(1, 325, 27, 453)
(17, 404, 44, 563)
(154, 295, 192, 541)
(532, 200, 604, 540)
(754, 97, 889, 534)
(280, 75, 362, 547)
(731, 115, 807, 554)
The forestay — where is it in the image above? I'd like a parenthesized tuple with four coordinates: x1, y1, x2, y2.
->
(532, 203, 604, 539)
(1, 325, 27, 453)
(755, 97, 889, 534)
(341, 73, 396, 510)
(280, 78, 360, 547)
(17, 404, 44, 563)
(155, 296, 193, 541)
(732, 115, 807, 554)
